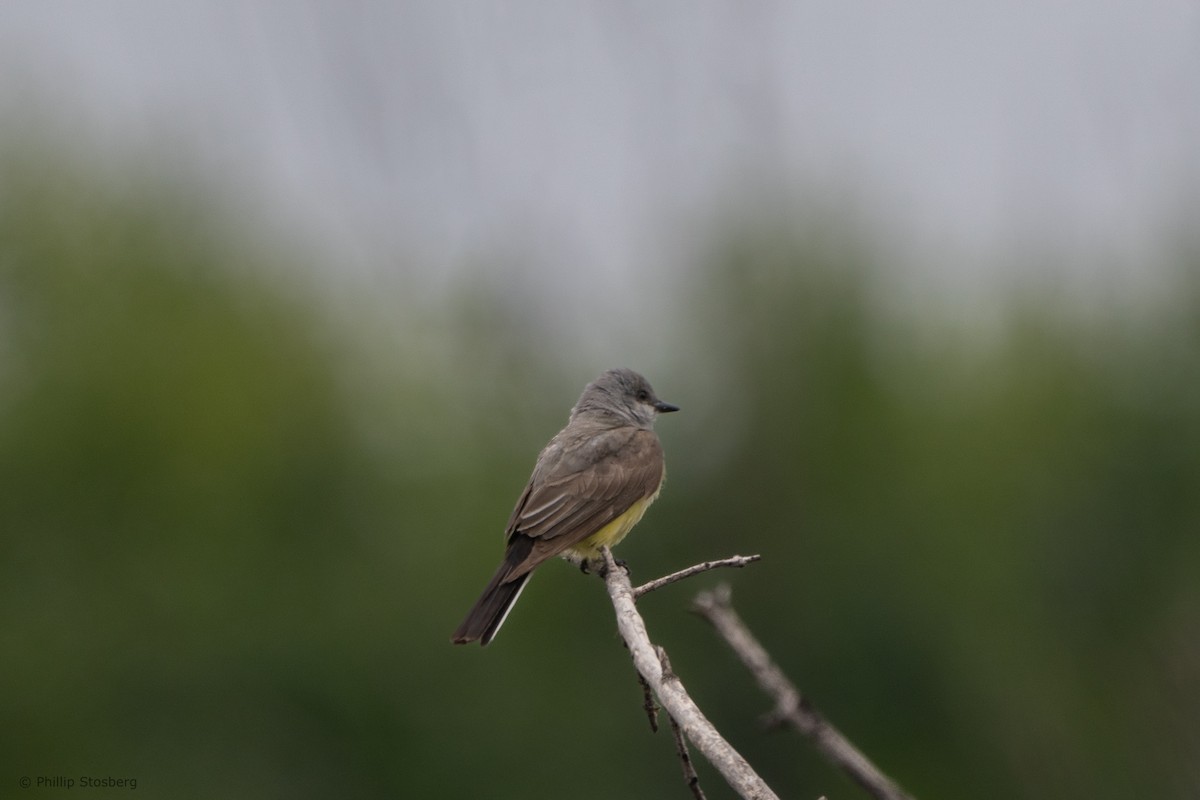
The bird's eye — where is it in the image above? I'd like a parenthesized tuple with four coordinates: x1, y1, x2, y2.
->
(636, 389, 650, 402)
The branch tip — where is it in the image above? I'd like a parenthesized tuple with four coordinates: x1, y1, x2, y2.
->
(633, 555, 762, 599)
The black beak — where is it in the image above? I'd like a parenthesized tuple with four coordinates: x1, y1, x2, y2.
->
(653, 400, 680, 413)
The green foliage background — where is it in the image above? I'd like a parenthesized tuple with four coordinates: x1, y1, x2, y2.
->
(2, 147, 1198, 799)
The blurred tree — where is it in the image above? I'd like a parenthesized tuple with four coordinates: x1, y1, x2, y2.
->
(659, 221, 1200, 799)
(2, 145, 1197, 800)
(0, 152, 389, 798)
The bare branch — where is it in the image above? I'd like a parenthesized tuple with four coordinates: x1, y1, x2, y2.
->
(601, 548, 781, 800)
(665, 703, 708, 800)
(633, 554, 763, 599)
(692, 584, 916, 800)
(636, 662, 660, 733)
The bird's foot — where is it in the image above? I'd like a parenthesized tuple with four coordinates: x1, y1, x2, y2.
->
(595, 555, 630, 580)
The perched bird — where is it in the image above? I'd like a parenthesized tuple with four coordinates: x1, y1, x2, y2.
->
(451, 368, 678, 646)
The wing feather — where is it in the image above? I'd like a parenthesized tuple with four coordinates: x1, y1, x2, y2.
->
(502, 426, 664, 579)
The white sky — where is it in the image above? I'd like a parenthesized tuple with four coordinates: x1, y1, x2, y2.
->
(2, 1, 1198, 323)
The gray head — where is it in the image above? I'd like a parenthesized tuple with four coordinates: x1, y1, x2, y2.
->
(570, 368, 679, 429)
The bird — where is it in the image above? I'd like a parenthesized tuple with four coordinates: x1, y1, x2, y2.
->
(451, 368, 678, 646)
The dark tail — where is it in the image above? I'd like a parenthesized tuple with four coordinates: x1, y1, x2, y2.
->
(451, 536, 534, 646)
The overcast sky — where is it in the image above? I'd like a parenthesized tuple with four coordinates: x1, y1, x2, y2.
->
(3, 1, 1198, 314)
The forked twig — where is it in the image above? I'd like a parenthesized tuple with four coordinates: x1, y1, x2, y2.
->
(600, 548, 780, 800)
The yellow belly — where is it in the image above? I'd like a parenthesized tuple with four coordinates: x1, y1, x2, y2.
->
(563, 485, 661, 563)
